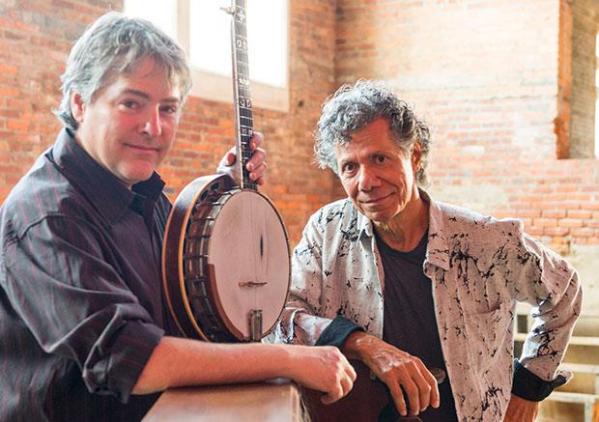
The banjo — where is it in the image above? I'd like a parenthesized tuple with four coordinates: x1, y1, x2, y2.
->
(162, 0, 290, 342)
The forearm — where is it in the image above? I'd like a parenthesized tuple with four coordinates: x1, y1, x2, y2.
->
(133, 336, 358, 405)
(133, 336, 293, 394)
(504, 394, 539, 422)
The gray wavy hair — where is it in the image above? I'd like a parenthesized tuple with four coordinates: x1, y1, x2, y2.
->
(56, 11, 192, 130)
(315, 80, 431, 185)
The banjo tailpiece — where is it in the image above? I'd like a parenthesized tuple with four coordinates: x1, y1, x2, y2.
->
(161, 0, 291, 343)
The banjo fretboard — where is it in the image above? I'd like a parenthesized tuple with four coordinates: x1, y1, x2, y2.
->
(231, 0, 256, 190)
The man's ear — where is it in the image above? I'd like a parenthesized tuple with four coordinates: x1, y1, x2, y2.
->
(70, 92, 86, 123)
(411, 142, 422, 171)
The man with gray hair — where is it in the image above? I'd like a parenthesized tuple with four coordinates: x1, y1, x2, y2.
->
(276, 80, 581, 421)
(0, 12, 355, 421)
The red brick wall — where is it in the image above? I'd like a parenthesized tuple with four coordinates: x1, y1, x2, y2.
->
(1, 0, 598, 252)
(0, 1, 107, 202)
(336, 0, 599, 254)
(0, 0, 339, 245)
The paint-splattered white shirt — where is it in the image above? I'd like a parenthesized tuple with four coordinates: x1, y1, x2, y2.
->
(272, 191, 582, 421)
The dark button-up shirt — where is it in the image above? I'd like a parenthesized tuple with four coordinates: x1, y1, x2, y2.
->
(0, 129, 172, 421)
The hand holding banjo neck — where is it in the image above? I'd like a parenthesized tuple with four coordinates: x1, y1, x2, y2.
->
(161, 0, 291, 343)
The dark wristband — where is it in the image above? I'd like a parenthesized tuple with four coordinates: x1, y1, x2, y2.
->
(315, 315, 364, 348)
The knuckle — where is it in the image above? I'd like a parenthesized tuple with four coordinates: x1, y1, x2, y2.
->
(406, 360, 419, 369)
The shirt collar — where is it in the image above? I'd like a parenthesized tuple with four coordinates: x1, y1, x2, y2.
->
(357, 206, 374, 238)
(48, 128, 165, 224)
(422, 189, 451, 271)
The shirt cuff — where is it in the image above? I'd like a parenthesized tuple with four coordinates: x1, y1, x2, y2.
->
(512, 359, 567, 401)
(86, 321, 164, 403)
(315, 315, 363, 348)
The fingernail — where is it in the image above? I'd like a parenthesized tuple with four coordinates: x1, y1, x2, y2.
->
(247, 163, 254, 171)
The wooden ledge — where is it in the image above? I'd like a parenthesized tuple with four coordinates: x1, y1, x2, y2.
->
(143, 379, 304, 421)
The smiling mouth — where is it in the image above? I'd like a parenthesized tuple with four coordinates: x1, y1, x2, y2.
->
(360, 193, 392, 205)
(125, 144, 160, 152)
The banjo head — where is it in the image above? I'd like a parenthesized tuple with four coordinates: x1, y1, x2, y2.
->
(206, 190, 290, 340)
(163, 176, 291, 342)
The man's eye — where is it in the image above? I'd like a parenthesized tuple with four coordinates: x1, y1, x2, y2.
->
(374, 155, 386, 164)
(161, 105, 178, 114)
(121, 100, 139, 109)
(342, 163, 356, 173)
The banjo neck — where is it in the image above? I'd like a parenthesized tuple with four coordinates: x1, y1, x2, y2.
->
(230, 0, 256, 191)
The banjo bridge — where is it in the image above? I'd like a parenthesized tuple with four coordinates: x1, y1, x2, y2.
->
(238, 280, 268, 288)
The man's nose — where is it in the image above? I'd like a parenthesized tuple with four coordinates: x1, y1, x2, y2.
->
(142, 108, 162, 137)
(358, 166, 380, 191)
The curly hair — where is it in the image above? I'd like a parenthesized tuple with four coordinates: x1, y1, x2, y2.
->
(314, 80, 431, 185)
(55, 12, 192, 130)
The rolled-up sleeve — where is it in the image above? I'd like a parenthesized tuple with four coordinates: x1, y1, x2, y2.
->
(3, 215, 163, 402)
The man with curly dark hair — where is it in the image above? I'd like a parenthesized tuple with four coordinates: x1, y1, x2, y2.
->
(275, 80, 581, 422)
